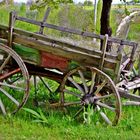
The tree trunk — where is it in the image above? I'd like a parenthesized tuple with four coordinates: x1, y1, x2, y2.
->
(100, 0, 112, 51)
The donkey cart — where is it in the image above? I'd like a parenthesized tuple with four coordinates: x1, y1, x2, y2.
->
(0, 11, 139, 125)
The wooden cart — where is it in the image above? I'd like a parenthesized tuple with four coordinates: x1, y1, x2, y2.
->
(0, 11, 139, 125)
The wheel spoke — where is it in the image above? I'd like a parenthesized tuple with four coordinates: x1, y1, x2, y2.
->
(0, 97, 6, 115)
(89, 72, 96, 94)
(96, 101, 115, 111)
(39, 77, 52, 93)
(68, 77, 85, 94)
(63, 101, 81, 106)
(63, 89, 82, 98)
(0, 87, 19, 106)
(0, 82, 25, 91)
(74, 107, 84, 118)
(78, 70, 88, 94)
(94, 80, 107, 95)
(100, 112, 112, 125)
(96, 106, 112, 125)
(7, 74, 22, 84)
(0, 68, 21, 81)
(33, 75, 37, 96)
(95, 94, 113, 100)
(0, 54, 11, 72)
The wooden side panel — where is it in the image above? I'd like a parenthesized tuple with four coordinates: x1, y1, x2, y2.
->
(13, 44, 40, 65)
(41, 52, 69, 71)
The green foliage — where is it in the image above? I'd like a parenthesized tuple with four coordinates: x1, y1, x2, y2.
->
(31, 0, 73, 10)
(0, 0, 13, 6)
(0, 1, 5, 6)
(83, 0, 93, 6)
(23, 108, 48, 124)
(20, 3, 26, 13)
(124, 4, 130, 15)
(83, 105, 93, 124)
(0, 3, 140, 140)
(1, 107, 140, 139)
(58, 5, 94, 32)
(134, 0, 140, 3)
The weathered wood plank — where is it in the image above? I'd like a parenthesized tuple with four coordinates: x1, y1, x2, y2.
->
(0, 24, 137, 60)
(0, 26, 121, 61)
(38, 7, 51, 34)
(138, 52, 140, 76)
(15, 16, 137, 46)
(114, 53, 123, 83)
(0, 39, 117, 73)
(119, 88, 140, 101)
(12, 34, 117, 70)
(27, 64, 63, 83)
(126, 78, 140, 90)
(15, 28, 102, 55)
(123, 101, 140, 106)
(0, 24, 7, 30)
(8, 11, 16, 47)
(117, 41, 123, 54)
(13, 43, 40, 65)
(41, 52, 69, 71)
(130, 43, 138, 60)
(0, 26, 102, 56)
(127, 43, 138, 70)
(100, 34, 108, 71)
(120, 58, 130, 70)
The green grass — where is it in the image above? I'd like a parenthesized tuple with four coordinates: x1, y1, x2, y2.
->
(0, 106, 140, 140)
(0, 3, 140, 140)
(0, 75, 140, 139)
(0, 76, 140, 140)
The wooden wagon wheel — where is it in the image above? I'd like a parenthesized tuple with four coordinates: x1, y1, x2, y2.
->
(0, 43, 29, 115)
(60, 66, 121, 125)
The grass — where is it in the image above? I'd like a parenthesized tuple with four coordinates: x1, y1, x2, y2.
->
(0, 106, 140, 140)
(1, 76, 140, 140)
(0, 3, 140, 140)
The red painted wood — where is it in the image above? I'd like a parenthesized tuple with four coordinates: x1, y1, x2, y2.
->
(41, 52, 69, 71)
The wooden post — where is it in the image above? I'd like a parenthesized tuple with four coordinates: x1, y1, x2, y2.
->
(114, 53, 123, 84)
(38, 7, 51, 34)
(117, 40, 123, 54)
(130, 44, 138, 61)
(138, 53, 140, 76)
(127, 43, 138, 70)
(8, 11, 16, 47)
(100, 34, 108, 71)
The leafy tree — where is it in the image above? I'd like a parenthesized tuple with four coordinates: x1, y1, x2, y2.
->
(129, 0, 140, 3)
(31, 0, 136, 49)
(83, 0, 93, 6)
(31, 0, 73, 9)
(0, 0, 13, 6)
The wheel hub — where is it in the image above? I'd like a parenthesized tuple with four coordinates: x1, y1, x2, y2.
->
(81, 94, 98, 105)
